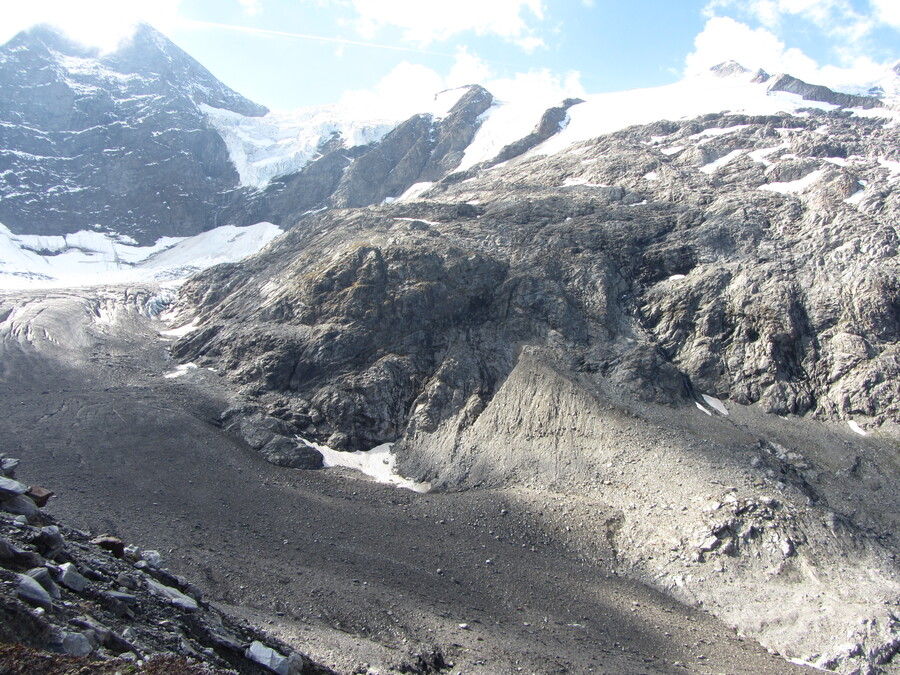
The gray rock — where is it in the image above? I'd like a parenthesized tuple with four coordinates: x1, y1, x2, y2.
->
(1, 494, 40, 521)
(245, 640, 291, 675)
(767, 73, 883, 109)
(145, 577, 198, 612)
(17, 573, 52, 610)
(27, 567, 61, 599)
(0, 457, 20, 478)
(57, 562, 88, 592)
(0, 476, 28, 500)
(105, 590, 138, 604)
(0, 538, 19, 562)
(259, 436, 324, 469)
(141, 549, 164, 568)
(69, 616, 111, 646)
(61, 631, 93, 657)
(33, 525, 65, 558)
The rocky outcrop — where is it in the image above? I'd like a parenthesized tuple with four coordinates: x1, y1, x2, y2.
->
(173, 106, 900, 446)
(329, 85, 494, 208)
(768, 73, 883, 109)
(169, 105, 900, 672)
(0, 454, 330, 674)
(476, 97, 584, 169)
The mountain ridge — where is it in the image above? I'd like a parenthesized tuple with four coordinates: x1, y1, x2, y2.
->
(4, 23, 900, 674)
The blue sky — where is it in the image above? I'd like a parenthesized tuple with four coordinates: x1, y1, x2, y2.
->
(3, 0, 900, 112)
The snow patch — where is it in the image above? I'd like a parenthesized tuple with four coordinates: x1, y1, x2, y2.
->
(394, 217, 440, 227)
(690, 125, 750, 144)
(660, 146, 685, 156)
(695, 402, 713, 416)
(163, 363, 198, 379)
(644, 171, 660, 181)
(759, 169, 826, 194)
(0, 222, 282, 289)
(300, 439, 431, 493)
(397, 182, 435, 201)
(700, 149, 745, 174)
(561, 176, 609, 188)
(702, 394, 729, 416)
(847, 420, 868, 436)
(748, 145, 787, 166)
(877, 157, 900, 178)
(160, 319, 200, 338)
(844, 189, 866, 205)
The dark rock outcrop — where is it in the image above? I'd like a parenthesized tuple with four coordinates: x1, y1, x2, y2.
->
(768, 73, 883, 109)
(0, 456, 331, 674)
(329, 85, 494, 208)
(171, 107, 900, 452)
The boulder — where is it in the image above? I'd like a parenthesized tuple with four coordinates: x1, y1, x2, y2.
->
(69, 616, 111, 646)
(57, 562, 88, 592)
(0, 457, 20, 478)
(26, 486, 54, 507)
(0, 476, 27, 499)
(61, 631, 93, 656)
(259, 436, 324, 469)
(141, 550, 164, 568)
(145, 577, 198, 612)
(32, 525, 65, 558)
(245, 640, 291, 675)
(90, 535, 125, 558)
(1, 494, 39, 521)
(17, 573, 52, 610)
(26, 567, 61, 599)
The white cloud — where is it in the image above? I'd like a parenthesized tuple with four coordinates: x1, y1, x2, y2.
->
(339, 49, 584, 120)
(705, 0, 874, 40)
(0, 0, 183, 51)
(686, 15, 891, 89)
(339, 60, 447, 118)
(446, 48, 492, 88)
(345, 0, 546, 47)
(239, 0, 261, 16)
(871, 0, 900, 28)
(686, 16, 818, 77)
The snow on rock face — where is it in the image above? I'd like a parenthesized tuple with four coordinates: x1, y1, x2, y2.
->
(201, 86, 475, 189)
(201, 104, 397, 188)
(532, 69, 899, 159)
(759, 169, 826, 194)
(0, 221, 282, 289)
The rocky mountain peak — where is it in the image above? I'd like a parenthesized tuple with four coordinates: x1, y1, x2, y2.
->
(709, 60, 751, 78)
(104, 22, 268, 117)
(0, 23, 98, 60)
(767, 71, 884, 109)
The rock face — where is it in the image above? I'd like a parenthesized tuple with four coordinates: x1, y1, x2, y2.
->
(174, 106, 900, 444)
(0, 23, 265, 244)
(329, 85, 494, 208)
(767, 73, 884, 109)
(171, 103, 900, 672)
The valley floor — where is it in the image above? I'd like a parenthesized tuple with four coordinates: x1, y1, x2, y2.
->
(0, 286, 815, 674)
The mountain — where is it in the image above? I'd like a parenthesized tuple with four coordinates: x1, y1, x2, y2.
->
(4, 23, 900, 674)
(168, 69, 900, 673)
(0, 23, 268, 244)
